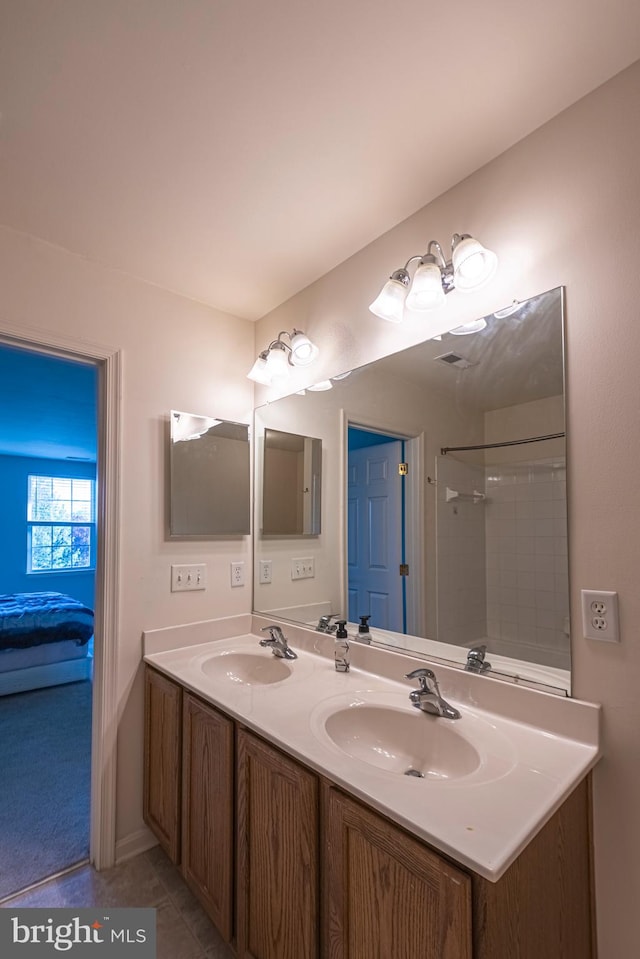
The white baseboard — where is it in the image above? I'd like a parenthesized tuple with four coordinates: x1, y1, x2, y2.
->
(115, 826, 158, 865)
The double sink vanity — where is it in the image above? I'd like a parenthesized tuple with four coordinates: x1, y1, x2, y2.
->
(143, 615, 600, 959)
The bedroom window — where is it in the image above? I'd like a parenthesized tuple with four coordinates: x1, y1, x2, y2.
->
(27, 475, 96, 573)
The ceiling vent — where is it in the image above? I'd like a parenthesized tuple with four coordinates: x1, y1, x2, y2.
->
(433, 351, 475, 370)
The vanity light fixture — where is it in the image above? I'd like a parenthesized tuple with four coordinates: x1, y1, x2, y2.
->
(247, 329, 320, 386)
(369, 233, 498, 324)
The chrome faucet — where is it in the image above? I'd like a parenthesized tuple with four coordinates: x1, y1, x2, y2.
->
(465, 644, 492, 674)
(259, 625, 298, 660)
(316, 613, 339, 634)
(405, 668, 461, 719)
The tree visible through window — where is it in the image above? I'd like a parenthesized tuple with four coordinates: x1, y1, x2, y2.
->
(27, 475, 95, 572)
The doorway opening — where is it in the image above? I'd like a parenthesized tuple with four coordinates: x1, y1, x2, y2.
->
(346, 423, 424, 637)
(0, 344, 97, 900)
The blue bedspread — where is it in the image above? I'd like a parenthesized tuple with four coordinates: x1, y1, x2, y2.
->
(0, 592, 94, 651)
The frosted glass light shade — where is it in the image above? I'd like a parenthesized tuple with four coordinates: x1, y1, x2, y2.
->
(307, 380, 333, 391)
(406, 260, 446, 311)
(247, 354, 272, 385)
(264, 344, 289, 385)
(451, 236, 498, 290)
(369, 277, 408, 323)
(289, 332, 319, 366)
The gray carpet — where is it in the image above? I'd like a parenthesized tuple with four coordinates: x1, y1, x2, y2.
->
(0, 680, 91, 900)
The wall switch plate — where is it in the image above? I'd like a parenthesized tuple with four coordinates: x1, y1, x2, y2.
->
(291, 556, 315, 580)
(230, 561, 245, 588)
(581, 589, 620, 642)
(171, 563, 207, 592)
(259, 559, 272, 584)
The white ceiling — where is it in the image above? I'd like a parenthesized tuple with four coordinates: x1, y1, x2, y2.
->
(1, 1, 640, 321)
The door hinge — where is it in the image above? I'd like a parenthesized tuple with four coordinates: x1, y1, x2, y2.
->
(398, 462, 408, 475)
(399, 563, 409, 576)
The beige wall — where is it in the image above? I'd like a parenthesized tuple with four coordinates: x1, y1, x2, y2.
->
(0, 226, 255, 846)
(256, 60, 640, 958)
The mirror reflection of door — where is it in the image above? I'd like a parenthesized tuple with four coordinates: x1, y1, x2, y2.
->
(347, 427, 406, 632)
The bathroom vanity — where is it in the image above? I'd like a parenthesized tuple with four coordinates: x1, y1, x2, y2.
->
(143, 627, 598, 959)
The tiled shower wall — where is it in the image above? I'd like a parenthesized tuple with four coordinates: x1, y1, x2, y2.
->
(485, 458, 569, 669)
(436, 455, 569, 669)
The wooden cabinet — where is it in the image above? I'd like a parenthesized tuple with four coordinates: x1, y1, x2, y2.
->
(323, 779, 593, 959)
(470, 778, 594, 959)
(322, 786, 472, 959)
(182, 692, 234, 942)
(143, 667, 182, 864)
(143, 665, 594, 959)
(236, 729, 320, 959)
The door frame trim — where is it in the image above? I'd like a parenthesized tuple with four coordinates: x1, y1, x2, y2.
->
(0, 321, 121, 870)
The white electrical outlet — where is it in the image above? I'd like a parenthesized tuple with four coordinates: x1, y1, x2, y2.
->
(581, 589, 620, 642)
(230, 561, 245, 587)
(171, 563, 207, 592)
(259, 559, 272, 584)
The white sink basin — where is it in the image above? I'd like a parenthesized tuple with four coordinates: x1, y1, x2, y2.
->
(323, 703, 480, 779)
(201, 651, 293, 685)
(311, 690, 518, 784)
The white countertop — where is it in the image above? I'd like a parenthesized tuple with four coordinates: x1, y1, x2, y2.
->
(143, 622, 600, 882)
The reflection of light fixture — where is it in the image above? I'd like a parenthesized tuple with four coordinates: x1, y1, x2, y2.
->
(493, 299, 522, 319)
(307, 380, 333, 391)
(449, 318, 488, 335)
(247, 329, 320, 386)
(171, 411, 221, 442)
(369, 233, 498, 323)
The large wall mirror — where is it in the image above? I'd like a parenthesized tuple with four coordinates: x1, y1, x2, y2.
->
(253, 287, 570, 693)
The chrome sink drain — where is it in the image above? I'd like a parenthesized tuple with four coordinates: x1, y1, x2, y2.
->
(404, 768, 425, 778)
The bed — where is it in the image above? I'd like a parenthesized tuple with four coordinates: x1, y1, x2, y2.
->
(0, 591, 94, 696)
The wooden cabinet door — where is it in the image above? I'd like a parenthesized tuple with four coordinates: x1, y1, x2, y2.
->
(236, 730, 319, 959)
(323, 786, 472, 959)
(181, 692, 234, 942)
(143, 667, 182, 864)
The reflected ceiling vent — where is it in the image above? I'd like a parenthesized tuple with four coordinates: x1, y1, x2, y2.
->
(433, 351, 475, 370)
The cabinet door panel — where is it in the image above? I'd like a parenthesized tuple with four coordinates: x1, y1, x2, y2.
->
(143, 668, 182, 864)
(182, 693, 234, 941)
(323, 786, 471, 959)
(237, 730, 319, 959)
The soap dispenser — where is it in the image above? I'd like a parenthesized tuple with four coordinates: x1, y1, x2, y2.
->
(357, 614, 372, 644)
(334, 620, 350, 672)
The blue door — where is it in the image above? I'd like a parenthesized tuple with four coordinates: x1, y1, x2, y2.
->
(347, 436, 404, 631)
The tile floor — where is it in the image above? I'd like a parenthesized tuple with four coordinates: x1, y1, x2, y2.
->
(1, 845, 234, 959)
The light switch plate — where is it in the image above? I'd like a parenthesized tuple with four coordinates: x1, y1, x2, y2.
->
(171, 564, 207, 592)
